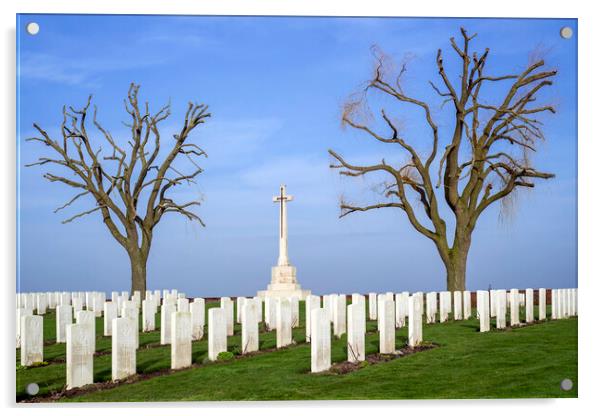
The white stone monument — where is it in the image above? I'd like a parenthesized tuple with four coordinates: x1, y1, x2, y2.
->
(142, 299, 156, 332)
(20, 315, 43, 366)
(76, 310, 96, 353)
(104, 301, 118, 336)
(171, 311, 192, 370)
(276, 298, 292, 348)
(379, 299, 395, 354)
(310, 308, 331, 373)
(509, 289, 520, 326)
(368, 292, 377, 320)
(258, 185, 310, 299)
(208, 308, 227, 361)
(56, 304, 73, 343)
(190, 299, 205, 340)
(305, 295, 320, 342)
(333, 294, 347, 338)
(220, 297, 234, 336)
(408, 294, 423, 347)
(538, 288, 547, 320)
(426, 292, 437, 324)
(347, 303, 365, 363)
(160, 303, 176, 345)
(66, 323, 94, 390)
(453, 291, 462, 320)
(112, 317, 136, 381)
(16, 307, 33, 348)
(177, 298, 189, 313)
(463, 291, 471, 319)
(477, 290, 490, 332)
(525, 288, 534, 323)
(241, 301, 259, 354)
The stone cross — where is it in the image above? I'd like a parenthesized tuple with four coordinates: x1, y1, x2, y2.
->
(273, 184, 294, 266)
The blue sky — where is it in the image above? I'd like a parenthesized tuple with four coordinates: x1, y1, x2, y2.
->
(16, 15, 577, 296)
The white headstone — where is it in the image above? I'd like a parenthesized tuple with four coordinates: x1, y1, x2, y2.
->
(265, 297, 277, 331)
(368, 293, 377, 320)
(538, 288, 547, 320)
(490, 290, 497, 318)
(111, 317, 136, 381)
(142, 299, 156, 332)
(160, 303, 176, 345)
(463, 291, 471, 319)
(477, 290, 490, 332)
(177, 298, 189, 313)
(305, 295, 320, 342)
(347, 303, 365, 363)
(20, 315, 43, 366)
(333, 294, 346, 338)
(310, 308, 331, 373)
(75, 310, 96, 353)
(103, 301, 118, 336)
(496, 290, 507, 329)
(395, 293, 405, 327)
(171, 311, 192, 370)
(379, 299, 395, 354)
(290, 296, 300, 328)
(36, 293, 48, 315)
(425, 292, 437, 324)
(56, 304, 73, 343)
(525, 288, 534, 323)
(236, 297, 245, 324)
(220, 297, 234, 336)
(276, 298, 292, 348)
(241, 301, 259, 354)
(453, 291, 462, 320)
(190, 299, 205, 341)
(208, 308, 227, 361)
(16, 307, 33, 348)
(509, 289, 520, 326)
(121, 304, 139, 349)
(66, 323, 94, 389)
(408, 294, 422, 347)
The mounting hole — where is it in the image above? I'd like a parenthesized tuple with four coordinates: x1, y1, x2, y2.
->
(560, 26, 573, 39)
(26, 22, 40, 35)
(26, 383, 39, 395)
(560, 378, 573, 391)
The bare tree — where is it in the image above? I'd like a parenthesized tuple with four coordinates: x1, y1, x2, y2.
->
(329, 28, 557, 291)
(27, 84, 210, 293)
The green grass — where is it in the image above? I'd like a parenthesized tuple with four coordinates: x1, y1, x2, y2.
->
(16, 302, 577, 402)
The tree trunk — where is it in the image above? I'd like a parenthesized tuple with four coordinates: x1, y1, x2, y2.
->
(129, 249, 148, 294)
(445, 241, 470, 292)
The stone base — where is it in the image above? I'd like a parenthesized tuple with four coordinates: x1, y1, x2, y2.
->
(257, 287, 311, 300)
(258, 264, 310, 299)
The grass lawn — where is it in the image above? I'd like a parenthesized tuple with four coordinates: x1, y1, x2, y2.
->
(16, 301, 577, 402)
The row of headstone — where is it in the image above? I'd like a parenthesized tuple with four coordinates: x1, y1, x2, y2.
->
(310, 293, 424, 373)
(474, 288, 578, 333)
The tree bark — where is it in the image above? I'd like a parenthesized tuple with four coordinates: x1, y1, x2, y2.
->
(444, 236, 471, 292)
(129, 249, 148, 294)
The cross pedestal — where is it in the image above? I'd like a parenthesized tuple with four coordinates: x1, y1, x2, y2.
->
(257, 184, 311, 300)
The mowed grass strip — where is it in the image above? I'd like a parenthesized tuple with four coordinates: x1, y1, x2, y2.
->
(16, 302, 577, 401)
